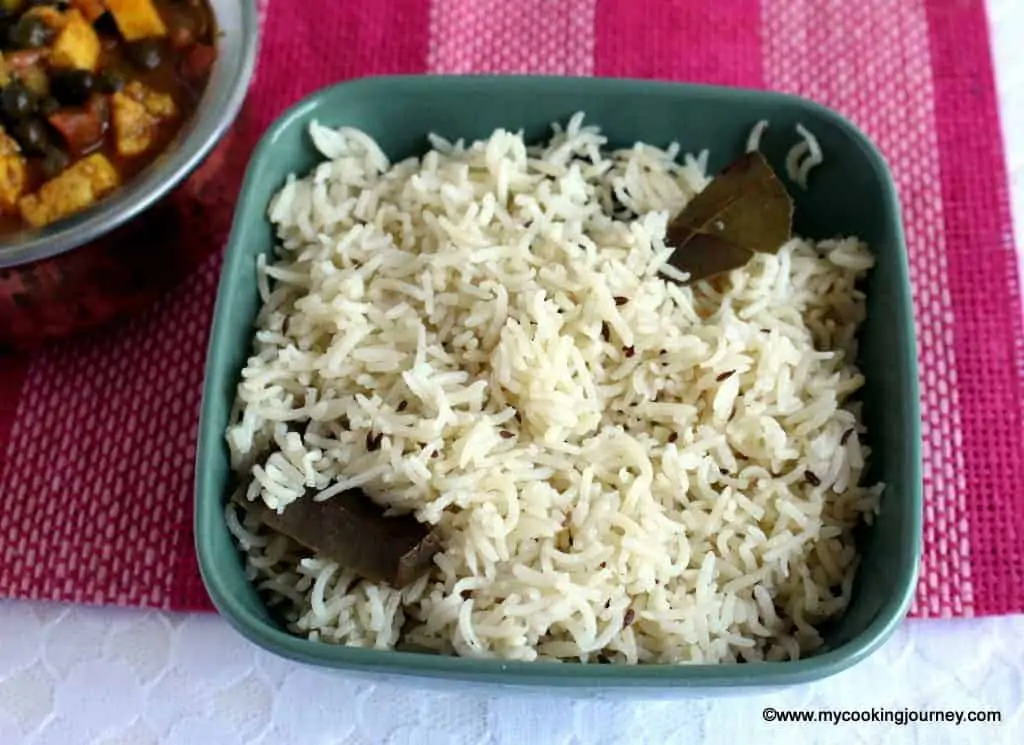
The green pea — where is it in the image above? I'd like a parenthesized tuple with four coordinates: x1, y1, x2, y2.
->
(8, 15, 52, 50)
(13, 117, 49, 155)
(41, 147, 69, 179)
(1, 82, 35, 120)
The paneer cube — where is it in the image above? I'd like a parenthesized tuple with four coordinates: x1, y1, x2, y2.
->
(70, 0, 107, 23)
(106, 0, 168, 41)
(0, 128, 27, 214)
(112, 81, 178, 157)
(17, 153, 119, 228)
(112, 92, 150, 156)
(50, 9, 101, 71)
(132, 81, 177, 119)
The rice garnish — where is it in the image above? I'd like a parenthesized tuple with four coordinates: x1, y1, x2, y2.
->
(786, 123, 825, 189)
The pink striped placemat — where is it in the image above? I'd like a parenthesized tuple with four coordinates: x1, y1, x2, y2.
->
(1, 0, 1022, 619)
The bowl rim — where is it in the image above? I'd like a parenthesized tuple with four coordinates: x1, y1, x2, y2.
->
(196, 74, 922, 689)
(0, 0, 261, 269)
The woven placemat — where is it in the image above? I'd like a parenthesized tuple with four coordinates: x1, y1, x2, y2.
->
(1, 0, 1021, 618)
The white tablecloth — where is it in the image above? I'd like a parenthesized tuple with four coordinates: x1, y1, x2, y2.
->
(3, 2, 1024, 742)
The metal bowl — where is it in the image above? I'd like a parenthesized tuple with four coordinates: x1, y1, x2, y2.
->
(0, 0, 260, 270)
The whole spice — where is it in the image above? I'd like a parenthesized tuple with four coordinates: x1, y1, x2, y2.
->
(238, 487, 441, 588)
(805, 470, 822, 487)
(662, 151, 793, 283)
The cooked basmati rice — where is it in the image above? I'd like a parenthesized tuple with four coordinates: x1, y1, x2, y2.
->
(745, 119, 770, 153)
(225, 113, 882, 664)
(786, 123, 824, 189)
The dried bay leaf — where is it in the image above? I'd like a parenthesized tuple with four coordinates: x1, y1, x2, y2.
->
(663, 151, 793, 283)
(666, 233, 754, 285)
(666, 151, 794, 253)
(237, 486, 441, 588)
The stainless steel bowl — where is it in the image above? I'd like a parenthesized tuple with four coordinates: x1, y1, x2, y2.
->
(0, 0, 260, 269)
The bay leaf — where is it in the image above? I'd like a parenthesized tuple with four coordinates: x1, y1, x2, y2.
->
(236, 486, 441, 588)
(665, 233, 754, 284)
(663, 151, 793, 283)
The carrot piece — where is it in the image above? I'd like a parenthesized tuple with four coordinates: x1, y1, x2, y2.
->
(179, 43, 217, 82)
(25, 6, 66, 30)
(106, 0, 168, 41)
(70, 0, 107, 23)
(48, 96, 109, 155)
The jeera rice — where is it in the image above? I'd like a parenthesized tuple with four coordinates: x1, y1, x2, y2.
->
(224, 113, 882, 664)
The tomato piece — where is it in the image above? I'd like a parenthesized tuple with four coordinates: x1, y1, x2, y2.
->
(47, 95, 109, 155)
(179, 44, 217, 83)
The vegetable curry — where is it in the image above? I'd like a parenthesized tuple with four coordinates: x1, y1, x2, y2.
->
(0, 0, 217, 234)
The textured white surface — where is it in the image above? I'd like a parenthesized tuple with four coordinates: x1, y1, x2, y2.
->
(0, 601, 1021, 744)
(3, 1, 1024, 742)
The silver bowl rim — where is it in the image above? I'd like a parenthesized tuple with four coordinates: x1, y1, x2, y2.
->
(0, 0, 261, 269)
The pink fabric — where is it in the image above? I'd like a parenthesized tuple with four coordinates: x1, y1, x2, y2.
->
(761, 0, 974, 617)
(594, 0, 764, 85)
(0, 0, 1021, 618)
(926, 0, 1024, 618)
(430, 0, 596, 75)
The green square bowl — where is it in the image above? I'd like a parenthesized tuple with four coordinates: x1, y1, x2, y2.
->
(195, 75, 922, 691)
